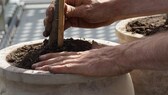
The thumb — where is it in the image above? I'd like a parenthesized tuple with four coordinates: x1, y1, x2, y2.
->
(65, 4, 88, 18)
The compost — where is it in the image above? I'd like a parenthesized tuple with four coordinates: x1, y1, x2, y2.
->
(7, 38, 92, 69)
(126, 15, 168, 36)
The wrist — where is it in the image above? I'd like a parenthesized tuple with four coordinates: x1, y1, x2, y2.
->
(116, 45, 135, 72)
(120, 39, 154, 70)
(110, 0, 135, 20)
(104, 0, 129, 21)
(107, 45, 134, 72)
(115, 0, 168, 20)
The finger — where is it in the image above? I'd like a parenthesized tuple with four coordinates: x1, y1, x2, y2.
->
(46, 0, 55, 16)
(47, 7, 54, 22)
(32, 56, 66, 68)
(66, 4, 88, 18)
(66, 18, 113, 28)
(44, 26, 52, 37)
(64, 18, 73, 29)
(65, 0, 74, 6)
(48, 63, 85, 74)
(47, 59, 81, 68)
(65, 0, 85, 6)
(35, 55, 80, 68)
(35, 65, 50, 71)
(43, 30, 49, 37)
(43, 18, 47, 26)
(43, 2, 54, 37)
(59, 52, 80, 56)
(40, 52, 80, 61)
(43, 18, 51, 37)
(43, 17, 50, 37)
(92, 41, 108, 49)
(39, 53, 58, 61)
(65, 4, 88, 29)
(64, 18, 78, 28)
(43, 17, 52, 37)
(65, 0, 76, 6)
(44, 4, 54, 37)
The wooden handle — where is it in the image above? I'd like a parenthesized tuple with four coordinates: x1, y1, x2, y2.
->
(49, 0, 65, 48)
(57, 0, 64, 47)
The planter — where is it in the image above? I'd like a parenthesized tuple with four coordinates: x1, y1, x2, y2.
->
(115, 16, 168, 95)
(116, 14, 167, 43)
(0, 38, 134, 95)
(116, 17, 146, 43)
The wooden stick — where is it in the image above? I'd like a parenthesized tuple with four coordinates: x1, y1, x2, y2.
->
(49, 0, 64, 48)
(57, 0, 65, 47)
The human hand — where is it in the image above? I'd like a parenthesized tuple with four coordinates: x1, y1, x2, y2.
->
(43, 0, 119, 37)
(32, 46, 132, 77)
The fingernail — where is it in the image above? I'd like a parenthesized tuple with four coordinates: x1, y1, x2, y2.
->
(35, 67, 41, 70)
(32, 64, 37, 69)
(48, 66, 53, 70)
(48, 67, 55, 73)
(39, 55, 47, 60)
(43, 31, 47, 37)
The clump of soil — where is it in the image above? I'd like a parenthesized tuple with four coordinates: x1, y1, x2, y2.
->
(126, 14, 168, 36)
(6, 38, 92, 69)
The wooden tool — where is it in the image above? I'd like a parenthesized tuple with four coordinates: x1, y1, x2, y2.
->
(49, 0, 65, 48)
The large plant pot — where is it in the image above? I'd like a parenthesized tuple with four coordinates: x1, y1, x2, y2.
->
(0, 38, 134, 95)
(115, 16, 168, 95)
(115, 17, 145, 43)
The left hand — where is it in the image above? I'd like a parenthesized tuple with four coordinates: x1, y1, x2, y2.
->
(43, 0, 120, 37)
(32, 46, 132, 77)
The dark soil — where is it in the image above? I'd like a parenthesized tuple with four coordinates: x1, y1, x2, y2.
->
(126, 14, 168, 36)
(6, 38, 92, 69)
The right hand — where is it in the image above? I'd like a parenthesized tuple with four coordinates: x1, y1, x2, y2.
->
(32, 46, 132, 77)
(43, 0, 120, 37)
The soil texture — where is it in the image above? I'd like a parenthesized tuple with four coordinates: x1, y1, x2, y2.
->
(6, 38, 92, 69)
(126, 14, 168, 36)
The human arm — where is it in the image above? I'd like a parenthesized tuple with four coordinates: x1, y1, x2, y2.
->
(32, 32, 168, 77)
(117, 0, 168, 19)
(44, 0, 168, 36)
(43, 0, 118, 36)
(122, 32, 168, 71)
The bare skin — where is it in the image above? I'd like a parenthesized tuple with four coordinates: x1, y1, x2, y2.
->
(33, 0, 168, 77)
(32, 46, 132, 77)
(43, 0, 119, 37)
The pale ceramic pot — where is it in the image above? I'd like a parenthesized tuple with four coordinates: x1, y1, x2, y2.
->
(115, 17, 145, 44)
(0, 38, 134, 95)
(115, 16, 168, 95)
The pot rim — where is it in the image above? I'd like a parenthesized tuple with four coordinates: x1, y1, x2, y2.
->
(116, 14, 165, 38)
(0, 38, 129, 85)
(116, 14, 164, 38)
(116, 17, 145, 38)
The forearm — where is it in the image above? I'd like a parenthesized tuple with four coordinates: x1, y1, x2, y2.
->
(112, 0, 168, 20)
(120, 32, 168, 70)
